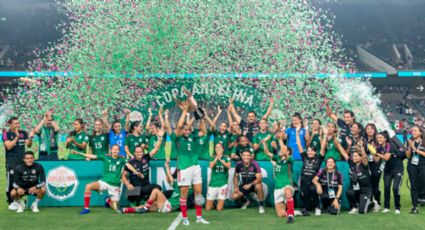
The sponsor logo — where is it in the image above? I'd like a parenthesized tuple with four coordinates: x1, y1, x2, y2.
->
(46, 166, 79, 201)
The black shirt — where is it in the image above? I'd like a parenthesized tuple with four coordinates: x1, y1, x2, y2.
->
(349, 163, 371, 188)
(337, 118, 352, 149)
(316, 169, 343, 191)
(408, 140, 425, 166)
(3, 130, 29, 166)
(347, 136, 367, 160)
(239, 119, 259, 142)
(12, 163, 45, 189)
(301, 152, 323, 178)
(235, 160, 261, 185)
(125, 154, 152, 187)
(377, 143, 403, 171)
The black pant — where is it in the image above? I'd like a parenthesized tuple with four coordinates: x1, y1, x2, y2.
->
(5, 164, 15, 205)
(346, 187, 373, 214)
(300, 177, 318, 211)
(319, 191, 340, 215)
(127, 183, 161, 205)
(407, 163, 425, 208)
(369, 161, 382, 205)
(383, 168, 403, 210)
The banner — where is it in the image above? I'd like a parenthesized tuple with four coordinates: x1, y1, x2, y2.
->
(33, 160, 351, 208)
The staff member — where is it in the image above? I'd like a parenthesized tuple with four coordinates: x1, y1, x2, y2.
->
(3, 116, 32, 210)
(11, 151, 46, 213)
(324, 98, 355, 149)
(406, 126, 425, 214)
(33, 111, 60, 160)
(313, 157, 343, 215)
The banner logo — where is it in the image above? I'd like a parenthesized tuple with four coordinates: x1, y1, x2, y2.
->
(46, 166, 79, 201)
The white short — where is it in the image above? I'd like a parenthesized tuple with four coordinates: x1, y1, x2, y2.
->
(178, 165, 202, 186)
(98, 180, 121, 202)
(274, 186, 295, 204)
(207, 184, 228, 201)
(159, 200, 172, 213)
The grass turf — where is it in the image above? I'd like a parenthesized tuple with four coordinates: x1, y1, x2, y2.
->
(1, 143, 425, 229)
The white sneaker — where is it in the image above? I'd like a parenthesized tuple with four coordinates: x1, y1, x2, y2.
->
(241, 200, 250, 210)
(348, 208, 358, 214)
(31, 203, 39, 213)
(395, 209, 401, 214)
(294, 210, 303, 216)
(8, 201, 19, 211)
(16, 202, 25, 213)
(382, 208, 390, 213)
(182, 218, 190, 226)
(373, 201, 380, 213)
(196, 217, 210, 224)
(259, 206, 265, 214)
(315, 208, 321, 216)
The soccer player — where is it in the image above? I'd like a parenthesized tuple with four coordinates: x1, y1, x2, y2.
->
(145, 107, 167, 160)
(121, 129, 164, 206)
(313, 157, 343, 215)
(346, 150, 374, 214)
(282, 113, 310, 160)
(206, 143, 231, 211)
(364, 123, 382, 211)
(78, 145, 139, 214)
(10, 151, 46, 213)
(205, 106, 232, 155)
(65, 118, 89, 160)
(196, 119, 213, 160)
(320, 123, 348, 161)
(121, 161, 191, 214)
(375, 131, 404, 214)
(228, 97, 274, 142)
(307, 119, 322, 152)
(253, 118, 276, 161)
(263, 133, 295, 224)
(232, 150, 265, 214)
(231, 135, 254, 161)
(172, 101, 209, 225)
(33, 110, 60, 160)
(3, 116, 32, 210)
(406, 126, 425, 214)
(345, 122, 367, 166)
(324, 98, 355, 149)
(105, 109, 131, 157)
(124, 121, 146, 159)
(88, 118, 109, 160)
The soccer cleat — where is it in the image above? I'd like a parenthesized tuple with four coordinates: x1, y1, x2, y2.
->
(182, 218, 190, 226)
(196, 217, 210, 224)
(301, 209, 310, 216)
(30, 203, 39, 213)
(79, 208, 91, 215)
(16, 203, 25, 213)
(136, 206, 149, 213)
(287, 215, 294, 224)
(315, 208, 321, 216)
(395, 209, 401, 214)
(410, 208, 419, 214)
(259, 206, 265, 214)
(115, 208, 123, 214)
(241, 200, 250, 210)
(348, 208, 358, 214)
(373, 201, 380, 213)
(294, 210, 303, 216)
(8, 201, 19, 211)
(382, 208, 390, 213)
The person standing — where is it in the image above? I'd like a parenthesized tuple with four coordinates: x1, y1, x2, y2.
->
(33, 111, 60, 160)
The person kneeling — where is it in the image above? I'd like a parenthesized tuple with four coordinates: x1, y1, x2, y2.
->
(312, 157, 343, 215)
(11, 151, 46, 213)
(232, 150, 265, 214)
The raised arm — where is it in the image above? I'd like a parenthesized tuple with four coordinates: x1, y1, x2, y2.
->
(33, 113, 47, 134)
(158, 107, 165, 129)
(228, 98, 242, 124)
(145, 108, 153, 133)
(262, 135, 274, 159)
(149, 129, 165, 157)
(204, 113, 216, 132)
(124, 109, 131, 132)
(335, 138, 349, 161)
(324, 98, 338, 122)
(261, 98, 274, 120)
(227, 106, 234, 131)
(164, 109, 172, 135)
(175, 102, 189, 137)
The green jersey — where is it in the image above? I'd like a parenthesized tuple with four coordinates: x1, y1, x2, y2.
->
(253, 131, 274, 161)
(125, 134, 146, 155)
(171, 132, 200, 170)
(89, 133, 109, 160)
(273, 155, 294, 189)
(209, 156, 230, 187)
(103, 155, 127, 186)
(68, 131, 89, 160)
(324, 138, 341, 161)
(147, 133, 167, 159)
(213, 130, 230, 154)
(168, 181, 193, 210)
(310, 132, 321, 153)
(197, 130, 212, 160)
(232, 145, 254, 159)
(37, 126, 58, 156)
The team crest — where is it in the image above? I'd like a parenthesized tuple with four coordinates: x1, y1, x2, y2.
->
(46, 166, 79, 201)
(101, 136, 104, 141)
(32, 169, 36, 174)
